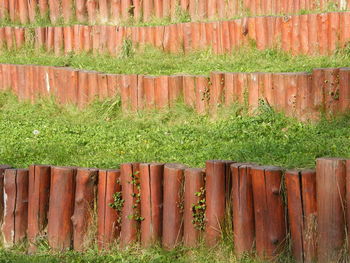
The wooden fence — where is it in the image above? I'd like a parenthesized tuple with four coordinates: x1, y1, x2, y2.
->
(0, 63, 349, 119)
(0, 0, 349, 25)
(1, 11, 350, 56)
(1, 158, 350, 262)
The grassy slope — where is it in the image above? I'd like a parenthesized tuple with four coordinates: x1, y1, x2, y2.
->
(0, 46, 350, 76)
(0, 94, 348, 262)
(0, 93, 349, 169)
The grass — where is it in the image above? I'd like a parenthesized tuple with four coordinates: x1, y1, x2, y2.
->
(0, 93, 348, 262)
(0, 1, 345, 28)
(0, 92, 349, 170)
(0, 243, 271, 263)
(0, 45, 350, 76)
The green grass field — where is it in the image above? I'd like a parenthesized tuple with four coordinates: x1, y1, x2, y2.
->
(1, 45, 350, 76)
(1, 93, 349, 262)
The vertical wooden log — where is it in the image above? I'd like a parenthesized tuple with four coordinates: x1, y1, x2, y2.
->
(75, 0, 86, 23)
(2, 169, 29, 247)
(47, 166, 76, 251)
(18, 0, 28, 24)
(120, 163, 140, 247)
(231, 163, 255, 255)
(205, 160, 227, 247)
(48, 0, 60, 24)
(339, 68, 350, 113)
(169, 75, 183, 106)
(162, 164, 186, 249)
(184, 168, 205, 247)
(144, 76, 156, 110)
(155, 76, 169, 109)
(72, 168, 98, 251)
(286, 170, 317, 263)
(62, 0, 72, 23)
(28, 165, 51, 252)
(209, 72, 225, 112)
(87, 0, 97, 24)
(38, 0, 49, 18)
(323, 68, 340, 115)
(251, 166, 286, 260)
(0, 165, 11, 225)
(316, 158, 347, 262)
(140, 163, 164, 247)
(97, 169, 121, 250)
(195, 76, 209, 114)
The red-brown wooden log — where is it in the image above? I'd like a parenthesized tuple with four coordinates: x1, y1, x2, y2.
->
(231, 163, 255, 255)
(144, 76, 156, 110)
(209, 72, 225, 112)
(251, 166, 286, 260)
(72, 168, 98, 251)
(0, 165, 11, 225)
(339, 68, 350, 113)
(340, 12, 350, 49)
(97, 169, 121, 250)
(86, 0, 97, 24)
(75, 0, 86, 23)
(328, 12, 340, 54)
(162, 163, 187, 249)
(27, 165, 51, 252)
(38, 0, 48, 18)
(169, 75, 183, 106)
(346, 159, 350, 253)
(205, 160, 227, 247)
(18, 0, 28, 24)
(2, 169, 29, 247)
(140, 163, 164, 247)
(195, 76, 209, 114)
(155, 76, 169, 109)
(48, 0, 60, 24)
(311, 68, 325, 113)
(47, 166, 76, 251)
(143, 0, 154, 22)
(62, 0, 72, 23)
(183, 75, 196, 108)
(296, 73, 313, 121)
(184, 168, 205, 247)
(120, 163, 140, 247)
(285, 169, 317, 263)
(99, 0, 109, 23)
(316, 158, 347, 263)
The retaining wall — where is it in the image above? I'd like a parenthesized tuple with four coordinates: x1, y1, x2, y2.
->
(0, 0, 349, 25)
(0, 64, 349, 119)
(2, 11, 350, 56)
(0, 158, 349, 262)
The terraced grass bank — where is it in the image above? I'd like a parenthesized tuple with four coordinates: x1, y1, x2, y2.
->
(0, 93, 349, 169)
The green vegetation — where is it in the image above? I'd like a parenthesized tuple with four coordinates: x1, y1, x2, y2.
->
(1, 45, 350, 76)
(0, 92, 349, 170)
(0, 243, 271, 263)
(0, 1, 345, 28)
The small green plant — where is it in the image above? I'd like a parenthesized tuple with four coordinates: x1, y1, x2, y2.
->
(109, 190, 124, 224)
(192, 187, 206, 231)
(127, 171, 144, 222)
(119, 39, 135, 59)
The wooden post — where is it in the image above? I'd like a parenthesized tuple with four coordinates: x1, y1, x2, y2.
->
(285, 169, 317, 262)
(251, 166, 286, 260)
(72, 168, 98, 251)
(162, 164, 187, 249)
(47, 166, 76, 250)
(140, 163, 164, 247)
(316, 158, 347, 262)
(0, 165, 11, 225)
(231, 163, 255, 255)
(205, 160, 228, 247)
(184, 168, 205, 247)
(27, 165, 51, 252)
(120, 163, 140, 247)
(2, 169, 29, 247)
(97, 169, 121, 250)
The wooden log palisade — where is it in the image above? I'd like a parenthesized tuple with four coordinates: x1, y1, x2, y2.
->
(0, 64, 349, 121)
(1, 11, 350, 56)
(0, 157, 348, 262)
(0, 0, 349, 25)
